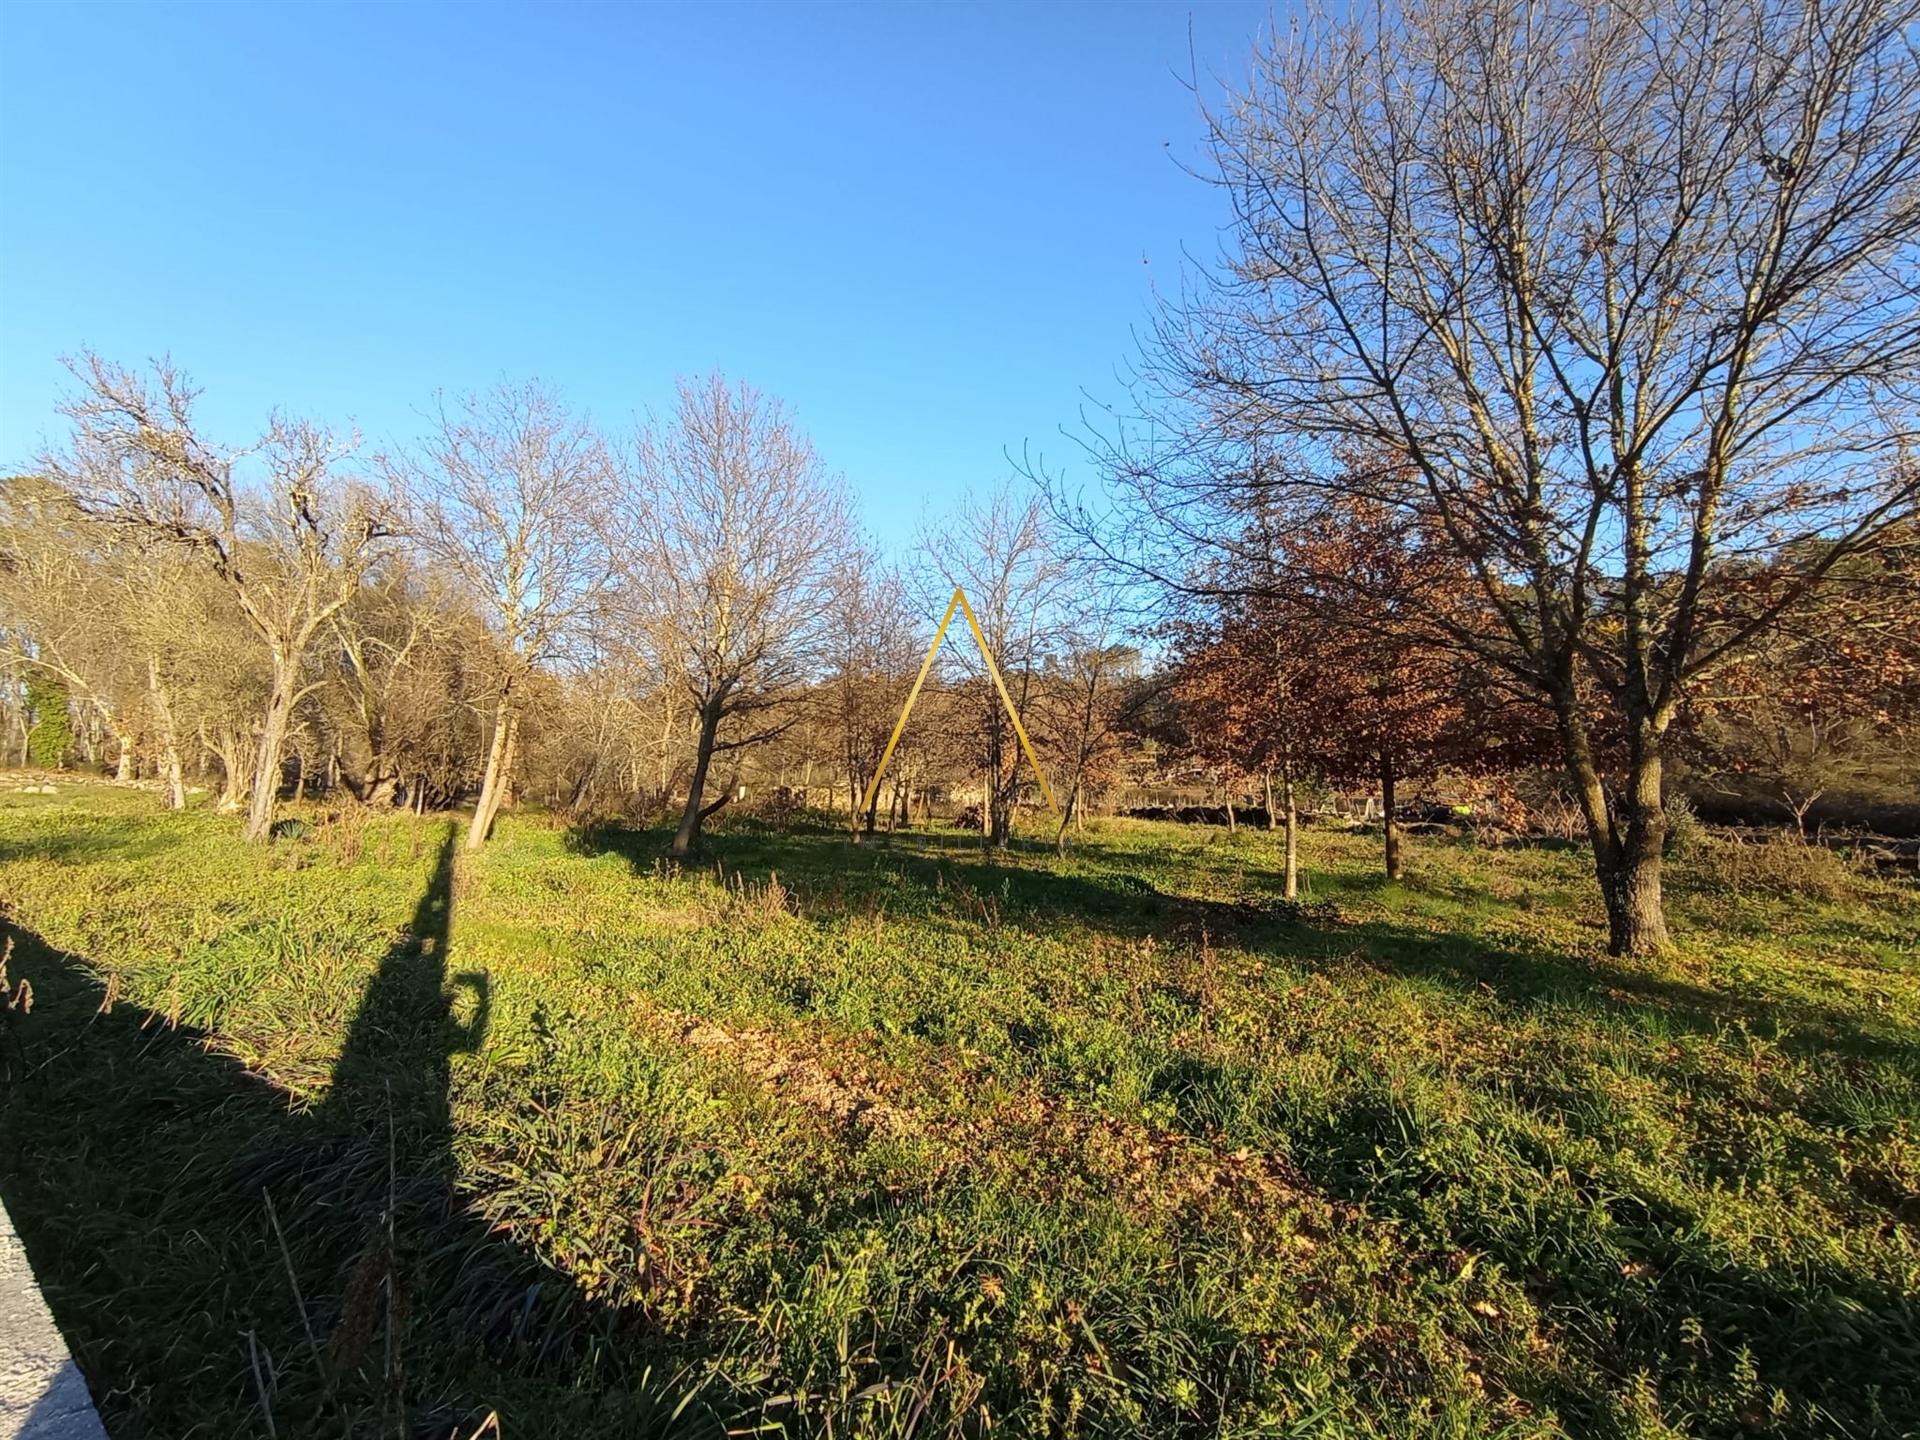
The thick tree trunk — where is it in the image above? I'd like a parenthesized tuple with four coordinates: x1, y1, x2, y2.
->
(1601, 732, 1670, 956)
(1598, 837, 1669, 956)
(245, 669, 296, 842)
(466, 687, 515, 851)
(1555, 691, 1672, 957)
(115, 743, 135, 783)
(1381, 753, 1402, 881)
(671, 698, 725, 858)
(990, 777, 1015, 848)
(1282, 764, 1299, 900)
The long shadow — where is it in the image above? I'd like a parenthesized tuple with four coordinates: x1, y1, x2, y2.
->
(579, 821, 1920, 1065)
(0, 826, 188, 868)
(0, 828, 714, 1439)
(577, 819, 1920, 1434)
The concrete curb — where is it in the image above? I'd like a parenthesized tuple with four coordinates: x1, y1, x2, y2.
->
(0, 1194, 107, 1440)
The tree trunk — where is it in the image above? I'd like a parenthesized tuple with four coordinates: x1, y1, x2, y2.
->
(1224, 780, 1236, 833)
(209, 729, 247, 811)
(475, 712, 520, 842)
(1381, 753, 1402, 881)
(498, 716, 520, 811)
(1055, 781, 1080, 857)
(671, 697, 725, 858)
(115, 742, 135, 783)
(1601, 729, 1670, 955)
(244, 667, 296, 842)
(147, 658, 186, 811)
(1262, 769, 1277, 831)
(1282, 764, 1299, 901)
(466, 686, 515, 851)
(1555, 692, 1672, 957)
(990, 774, 1015, 848)
(861, 761, 883, 836)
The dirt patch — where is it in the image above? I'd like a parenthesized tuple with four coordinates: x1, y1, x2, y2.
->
(633, 997, 1335, 1231)
(633, 999, 907, 1132)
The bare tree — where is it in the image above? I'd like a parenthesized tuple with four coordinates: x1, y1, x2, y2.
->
(1067, 0, 1920, 953)
(1045, 596, 1151, 856)
(45, 355, 391, 840)
(387, 382, 612, 849)
(920, 487, 1072, 848)
(825, 547, 921, 836)
(617, 374, 850, 858)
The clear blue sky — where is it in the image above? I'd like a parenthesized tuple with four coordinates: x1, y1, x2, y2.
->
(0, 1, 1270, 549)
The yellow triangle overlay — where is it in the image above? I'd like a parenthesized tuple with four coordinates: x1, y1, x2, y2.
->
(857, 586, 1059, 829)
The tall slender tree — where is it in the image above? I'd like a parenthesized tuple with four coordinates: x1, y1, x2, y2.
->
(387, 382, 612, 849)
(617, 374, 850, 858)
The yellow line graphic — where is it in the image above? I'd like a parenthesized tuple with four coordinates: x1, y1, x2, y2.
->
(857, 585, 1058, 828)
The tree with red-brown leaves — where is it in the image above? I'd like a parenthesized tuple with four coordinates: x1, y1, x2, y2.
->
(1175, 497, 1553, 883)
(1171, 591, 1323, 894)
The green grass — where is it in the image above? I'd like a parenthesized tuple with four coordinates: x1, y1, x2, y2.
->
(1, 782, 1916, 1438)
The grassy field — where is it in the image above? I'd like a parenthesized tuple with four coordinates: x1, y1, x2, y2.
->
(0, 781, 1916, 1439)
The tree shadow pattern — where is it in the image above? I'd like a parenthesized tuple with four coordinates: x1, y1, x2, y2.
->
(577, 818, 1920, 1435)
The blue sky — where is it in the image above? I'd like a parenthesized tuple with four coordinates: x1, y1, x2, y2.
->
(0, 1, 1270, 549)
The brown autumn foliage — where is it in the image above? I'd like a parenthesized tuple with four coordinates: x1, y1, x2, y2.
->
(1174, 499, 1554, 877)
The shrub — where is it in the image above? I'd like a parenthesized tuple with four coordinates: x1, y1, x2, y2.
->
(1674, 830, 1862, 904)
(1664, 791, 1708, 859)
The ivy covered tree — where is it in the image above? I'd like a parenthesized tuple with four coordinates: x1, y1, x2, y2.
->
(24, 671, 74, 769)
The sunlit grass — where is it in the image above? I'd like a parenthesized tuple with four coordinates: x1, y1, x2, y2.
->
(1, 781, 1915, 1438)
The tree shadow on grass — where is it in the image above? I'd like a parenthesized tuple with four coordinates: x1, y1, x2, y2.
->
(1277, 1078, 1920, 1436)
(1328, 910, 1920, 1076)
(0, 829, 715, 1440)
(599, 821, 1920, 1434)
(580, 821, 1919, 1067)
(1127, 912, 1920, 1435)
(0, 825, 189, 868)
